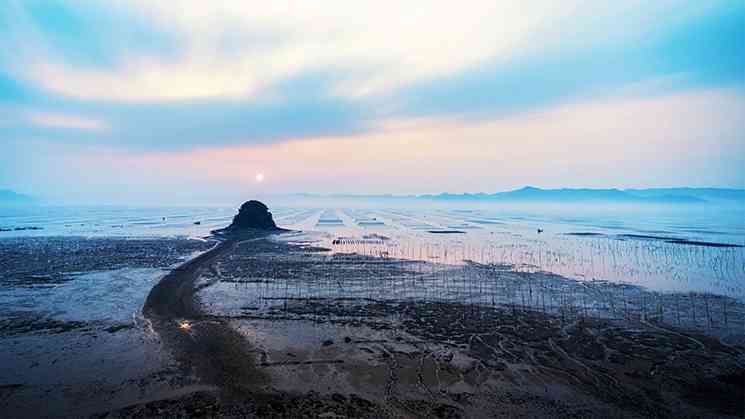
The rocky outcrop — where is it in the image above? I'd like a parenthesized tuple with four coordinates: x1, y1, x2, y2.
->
(227, 200, 278, 230)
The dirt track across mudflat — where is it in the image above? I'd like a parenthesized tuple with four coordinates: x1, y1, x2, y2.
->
(143, 233, 271, 396)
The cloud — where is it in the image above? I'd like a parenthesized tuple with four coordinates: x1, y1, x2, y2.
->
(1, 0, 743, 201)
(24, 88, 738, 203)
(13, 0, 539, 101)
(26, 111, 108, 131)
(5, 0, 722, 104)
(395, 1, 745, 119)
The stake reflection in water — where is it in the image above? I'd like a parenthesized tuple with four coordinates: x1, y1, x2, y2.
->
(197, 234, 745, 335)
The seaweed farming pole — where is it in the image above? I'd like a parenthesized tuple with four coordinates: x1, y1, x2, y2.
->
(691, 294, 697, 327)
(541, 275, 546, 314)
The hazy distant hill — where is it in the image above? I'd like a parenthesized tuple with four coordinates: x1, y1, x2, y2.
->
(285, 187, 743, 203)
(623, 188, 745, 202)
(418, 187, 745, 203)
(0, 189, 34, 204)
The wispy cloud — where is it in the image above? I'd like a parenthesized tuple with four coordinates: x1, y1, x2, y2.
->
(26, 111, 108, 131)
(13, 0, 553, 101)
(6, 0, 725, 103)
(28, 88, 740, 202)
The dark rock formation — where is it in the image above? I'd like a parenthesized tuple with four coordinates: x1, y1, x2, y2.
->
(228, 200, 278, 230)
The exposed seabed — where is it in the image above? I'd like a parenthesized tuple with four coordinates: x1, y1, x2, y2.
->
(1, 233, 743, 418)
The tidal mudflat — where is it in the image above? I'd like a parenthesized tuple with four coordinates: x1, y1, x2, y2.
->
(108, 233, 744, 418)
(0, 204, 743, 418)
(0, 237, 215, 417)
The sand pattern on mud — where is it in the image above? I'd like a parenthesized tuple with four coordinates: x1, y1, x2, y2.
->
(100, 233, 745, 418)
(1, 234, 741, 418)
(0, 237, 216, 418)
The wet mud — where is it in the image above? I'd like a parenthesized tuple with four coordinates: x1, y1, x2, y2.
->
(1, 233, 743, 418)
(107, 233, 745, 418)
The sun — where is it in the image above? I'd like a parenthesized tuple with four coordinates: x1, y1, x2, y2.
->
(255, 173, 265, 182)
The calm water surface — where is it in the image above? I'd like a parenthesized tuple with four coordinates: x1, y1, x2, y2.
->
(1, 201, 743, 299)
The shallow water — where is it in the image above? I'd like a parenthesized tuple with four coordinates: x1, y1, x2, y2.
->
(0, 267, 165, 324)
(1, 201, 743, 299)
(280, 203, 745, 299)
(0, 237, 214, 418)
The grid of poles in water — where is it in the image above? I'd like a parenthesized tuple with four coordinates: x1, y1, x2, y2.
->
(201, 234, 745, 335)
(277, 207, 745, 298)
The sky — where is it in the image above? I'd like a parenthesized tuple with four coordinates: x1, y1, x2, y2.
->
(1, 0, 744, 204)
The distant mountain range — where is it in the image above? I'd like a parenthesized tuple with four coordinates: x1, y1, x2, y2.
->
(1, 187, 742, 205)
(621, 188, 745, 202)
(289, 187, 745, 203)
(0, 189, 35, 204)
(419, 187, 744, 203)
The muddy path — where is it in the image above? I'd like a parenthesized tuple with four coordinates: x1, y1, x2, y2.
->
(142, 232, 272, 397)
